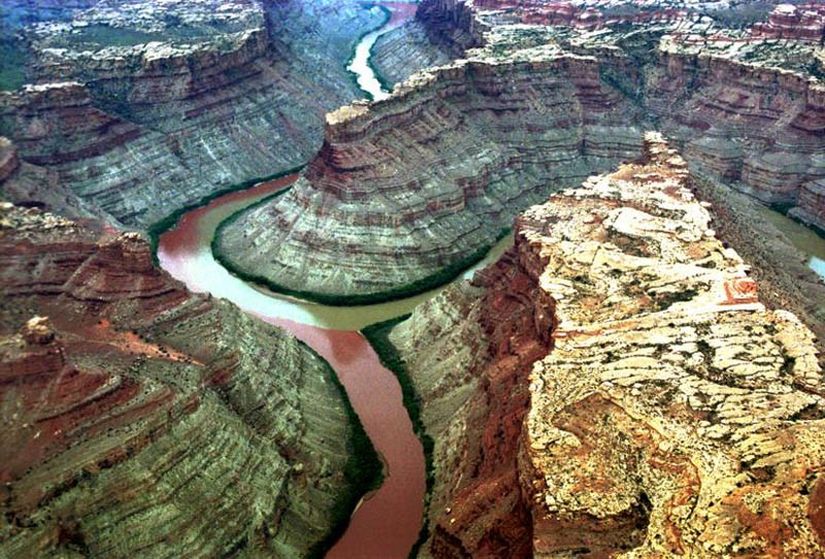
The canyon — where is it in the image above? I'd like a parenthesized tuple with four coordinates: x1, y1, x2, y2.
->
(374, 133, 825, 557)
(217, 0, 825, 303)
(1, 1, 824, 557)
(0, 201, 380, 557)
(0, 0, 387, 228)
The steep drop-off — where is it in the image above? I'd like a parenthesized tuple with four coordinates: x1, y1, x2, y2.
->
(218, 0, 825, 301)
(0, 0, 386, 228)
(373, 134, 825, 557)
(0, 203, 379, 557)
(217, 52, 645, 302)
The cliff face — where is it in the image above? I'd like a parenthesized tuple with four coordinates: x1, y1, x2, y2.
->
(217, 52, 644, 300)
(0, 203, 374, 557)
(0, 0, 384, 228)
(218, 19, 824, 300)
(380, 134, 825, 557)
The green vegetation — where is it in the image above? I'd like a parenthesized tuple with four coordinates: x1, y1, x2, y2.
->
(304, 338, 384, 559)
(0, 38, 28, 91)
(146, 165, 305, 264)
(361, 314, 433, 559)
(212, 226, 507, 306)
(69, 25, 165, 47)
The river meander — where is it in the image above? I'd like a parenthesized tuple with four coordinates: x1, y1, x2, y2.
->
(156, 4, 512, 557)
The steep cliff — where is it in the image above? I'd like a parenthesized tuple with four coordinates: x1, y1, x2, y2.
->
(218, 16, 824, 301)
(0, 203, 379, 557)
(216, 51, 644, 303)
(374, 134, 825, 557)
(0, 0, 385, 229)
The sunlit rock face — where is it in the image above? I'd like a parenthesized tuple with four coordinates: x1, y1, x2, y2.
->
(751, 3, 825, 42)
(218, 18, 823, 299)
(216, 52, 645, 300)
(0, 0, 385, 228)
(0, 203, 368, 557)
(380, 134, 824, 558)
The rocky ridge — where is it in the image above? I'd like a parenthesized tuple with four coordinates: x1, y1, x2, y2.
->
(218, 0, 824, 300)
(379, 133, 825, 557)
(0, 202, 377, 557)
(216, 49, 645, 301)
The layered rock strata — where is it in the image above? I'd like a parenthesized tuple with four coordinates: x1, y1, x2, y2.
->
(378, 134, 825, 557)
(217, 51, 645, 301)
(0, 203, 377, 557)
(219, 15, 824, 299)
(0, 0, 385, 228)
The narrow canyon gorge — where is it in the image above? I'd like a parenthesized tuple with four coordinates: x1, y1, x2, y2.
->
(1, 0, 824, 558)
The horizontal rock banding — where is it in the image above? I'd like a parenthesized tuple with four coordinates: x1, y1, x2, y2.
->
(218, 0, 824, 299)
(217, 52, 644, 300)
(377, 134, 824, 557)
(0, 203, 373, 557)
(0, 0, 388, 228)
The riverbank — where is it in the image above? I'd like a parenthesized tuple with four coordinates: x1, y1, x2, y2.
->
(362, 314, 434, 558)
(146, 165, 304, 263)
(213, 222, 510, 306)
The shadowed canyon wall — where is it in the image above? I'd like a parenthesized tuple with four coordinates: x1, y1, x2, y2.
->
(0, 203, 378, 557)
(376, 134, 825, 558)
(0, 0, 386, 228)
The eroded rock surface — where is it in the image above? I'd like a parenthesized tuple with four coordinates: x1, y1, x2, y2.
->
(217, 52, 644, 300)
(0, 203, 374, 557)
(380, 134, 825, 557)
(0, 0, 386, 228)
(219, 0, 824, 300)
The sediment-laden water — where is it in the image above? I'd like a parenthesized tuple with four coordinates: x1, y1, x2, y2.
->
(156, 4, 512, 557)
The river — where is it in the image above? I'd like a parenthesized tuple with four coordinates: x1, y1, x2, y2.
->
(156, 4, 511, 557)
(347, 2, 417, 101)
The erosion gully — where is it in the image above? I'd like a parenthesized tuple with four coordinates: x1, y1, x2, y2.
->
(156, 3, 510, 557)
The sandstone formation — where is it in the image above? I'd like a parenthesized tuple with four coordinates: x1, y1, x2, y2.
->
(218, 0, 824, 301)
(0, 203, 379, 557)
(751, 3, 825, 43)
(374, 134, 825, 557)
(0, 0, 386, 228)
(216, 50, 645, 302)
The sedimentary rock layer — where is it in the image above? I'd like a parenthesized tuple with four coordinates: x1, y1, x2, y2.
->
(379, 134, 825, 557)
(217, 52, 644, 301)
(0, 0, 385, 228)
(0, 203, 376, 557)
(219, 2, 824, 300)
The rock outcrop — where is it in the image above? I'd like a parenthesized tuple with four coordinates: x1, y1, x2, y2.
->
(218, 9, 824, 300)
(0, 0, 386, 228)
(0, 203, 378, 557)
(216, 51, 645, 302)
(375, 134, 824, 557)
(751, 3, 825, 43)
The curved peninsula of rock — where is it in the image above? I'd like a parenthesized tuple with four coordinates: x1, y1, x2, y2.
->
(0, 203, 380, 557)
(216, 51, 645, 303)
(373, 134, 825, 557)
(217, 26, 824, 301)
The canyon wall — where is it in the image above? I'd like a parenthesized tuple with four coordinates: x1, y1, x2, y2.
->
(0, 203, 378, 557)
(216, 52, 644, 302)
(380, 134, 825, 557)
(0, 0, 385, 229)
(218, 25, 824, 300)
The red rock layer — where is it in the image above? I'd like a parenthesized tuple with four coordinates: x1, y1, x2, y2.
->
(385, 134, 824, 557)
(422, 249, 555, 557)
(0, 204, 363, 557)
(751, 3, 825, 43)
